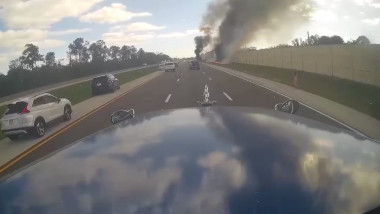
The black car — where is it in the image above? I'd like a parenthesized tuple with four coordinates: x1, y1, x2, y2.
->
(91, 74, 120, 95)
(190, 60, 200, 70)
(0, 107, 379, 214)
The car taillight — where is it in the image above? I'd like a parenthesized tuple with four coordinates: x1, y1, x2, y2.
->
(20, 104, 30, 114)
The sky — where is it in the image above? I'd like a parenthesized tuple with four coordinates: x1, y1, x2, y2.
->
(0, 0, 379, 74)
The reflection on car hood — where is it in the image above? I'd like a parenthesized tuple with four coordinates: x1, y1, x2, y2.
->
(1, 107, 380, 214)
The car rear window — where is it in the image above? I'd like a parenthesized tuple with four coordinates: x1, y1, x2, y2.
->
(33, 97, 46, 107)
(6, 102, 28, 114)
(191, 61, 199, 65)
(165, 63, 174, 66)
(93, 76, 108, 83)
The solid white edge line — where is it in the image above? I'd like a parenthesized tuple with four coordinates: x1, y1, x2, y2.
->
(207, 64, 370, 139)
(165, 94, 172, 103)
(223, 92, 233, 101)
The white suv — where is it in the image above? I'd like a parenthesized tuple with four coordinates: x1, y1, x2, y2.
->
(164, 62, 176, 72)
(1, 93, 72, 140)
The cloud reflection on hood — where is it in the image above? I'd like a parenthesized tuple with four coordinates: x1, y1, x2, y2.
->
(0, 107, 379, 214)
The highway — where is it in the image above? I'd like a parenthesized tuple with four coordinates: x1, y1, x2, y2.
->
(0, 63, 348, 179)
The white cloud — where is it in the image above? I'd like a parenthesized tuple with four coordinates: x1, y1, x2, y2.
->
(124, 22, 165, 32)
(158, 32, 187, 38)
(79, 3, 151, 24)
(110, 22, 165, 32)
(0, 0, 103, 29)
(34, 39, 65, 49)
(362, 18, 380, 24)
(103, 32, 155, 46)
(0, 29, 66, 74)
(0, 53, 16, 74)
(311, 10, 339, 23)
(48, 28, 92, 36)
(354, 0, 380, 8)
(0, 29, 47, 49)
(0, 29, 65, 49)
(157, 29, 202, 38)
(186, 29, 201, 35)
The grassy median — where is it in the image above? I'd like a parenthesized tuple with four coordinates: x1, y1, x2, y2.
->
(0, 67, 157, 140)
(220, 63, 380, 120)
(49, 67, 157, 105)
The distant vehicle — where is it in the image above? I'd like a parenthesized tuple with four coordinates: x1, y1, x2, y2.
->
(1, 93, 72, 140)
(190, 60, 200, 70)
(142, 63, 147, 66)
(174, 62, 179, 67)
(159, 63, 165, 70)
(164, 62, 176, 72)
(91, 74, 120, 95)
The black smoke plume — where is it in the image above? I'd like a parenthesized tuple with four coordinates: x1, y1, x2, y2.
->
(194, 35, 210, 61)
(199, 0, 312, 62)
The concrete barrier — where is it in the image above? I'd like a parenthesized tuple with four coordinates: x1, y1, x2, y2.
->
(233, 45, 380, 87)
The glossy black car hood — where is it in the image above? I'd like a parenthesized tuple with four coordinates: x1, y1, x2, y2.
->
(1, 107, 380, 214)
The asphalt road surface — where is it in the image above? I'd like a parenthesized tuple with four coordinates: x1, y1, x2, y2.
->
(0, 63, 348, 179)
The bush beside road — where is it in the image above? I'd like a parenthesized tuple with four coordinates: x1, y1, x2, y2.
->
(0, 67, 157, 140)
(220, 63, 380, 121)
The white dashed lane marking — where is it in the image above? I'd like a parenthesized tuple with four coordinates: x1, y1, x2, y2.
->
(223, 92, 233, 101)
(165, 94, 172, 103)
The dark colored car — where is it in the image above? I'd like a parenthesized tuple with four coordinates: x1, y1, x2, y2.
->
(190, 60, 200, 70)
(91, 74, 120, 95)
(1, 107, 379, 214)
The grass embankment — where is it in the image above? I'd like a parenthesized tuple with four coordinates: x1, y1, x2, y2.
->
(220, 63, 380, 120)
(0, 67, 157, 140)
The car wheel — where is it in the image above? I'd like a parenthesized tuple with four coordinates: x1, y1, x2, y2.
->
(8, 135, 18, 141)
(34, 119, 45, 138)
(63, 106, 72, 121)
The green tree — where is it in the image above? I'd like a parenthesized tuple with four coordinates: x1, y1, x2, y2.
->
(20, 44, 44, 70)
(130, 46, 137, 61)
(120, 45, 131, 62)
(307, 34, 320, 45)
(109, 45, 121, 61)
(68, 38, 89, 64)
(9, 59, 23, 70)
(88, 40, 108, 63)
(45, 52, 56, 67)
(137, 48, 146, 64)
(330, 35, 344, 44)
(355, 35, 370, 44)
(318, 36, 331, 45)
(291, 38, 306, 46)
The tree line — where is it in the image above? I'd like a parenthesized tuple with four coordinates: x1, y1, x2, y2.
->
(0, 38, 170, 98)
(290, 34, 371, 47)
